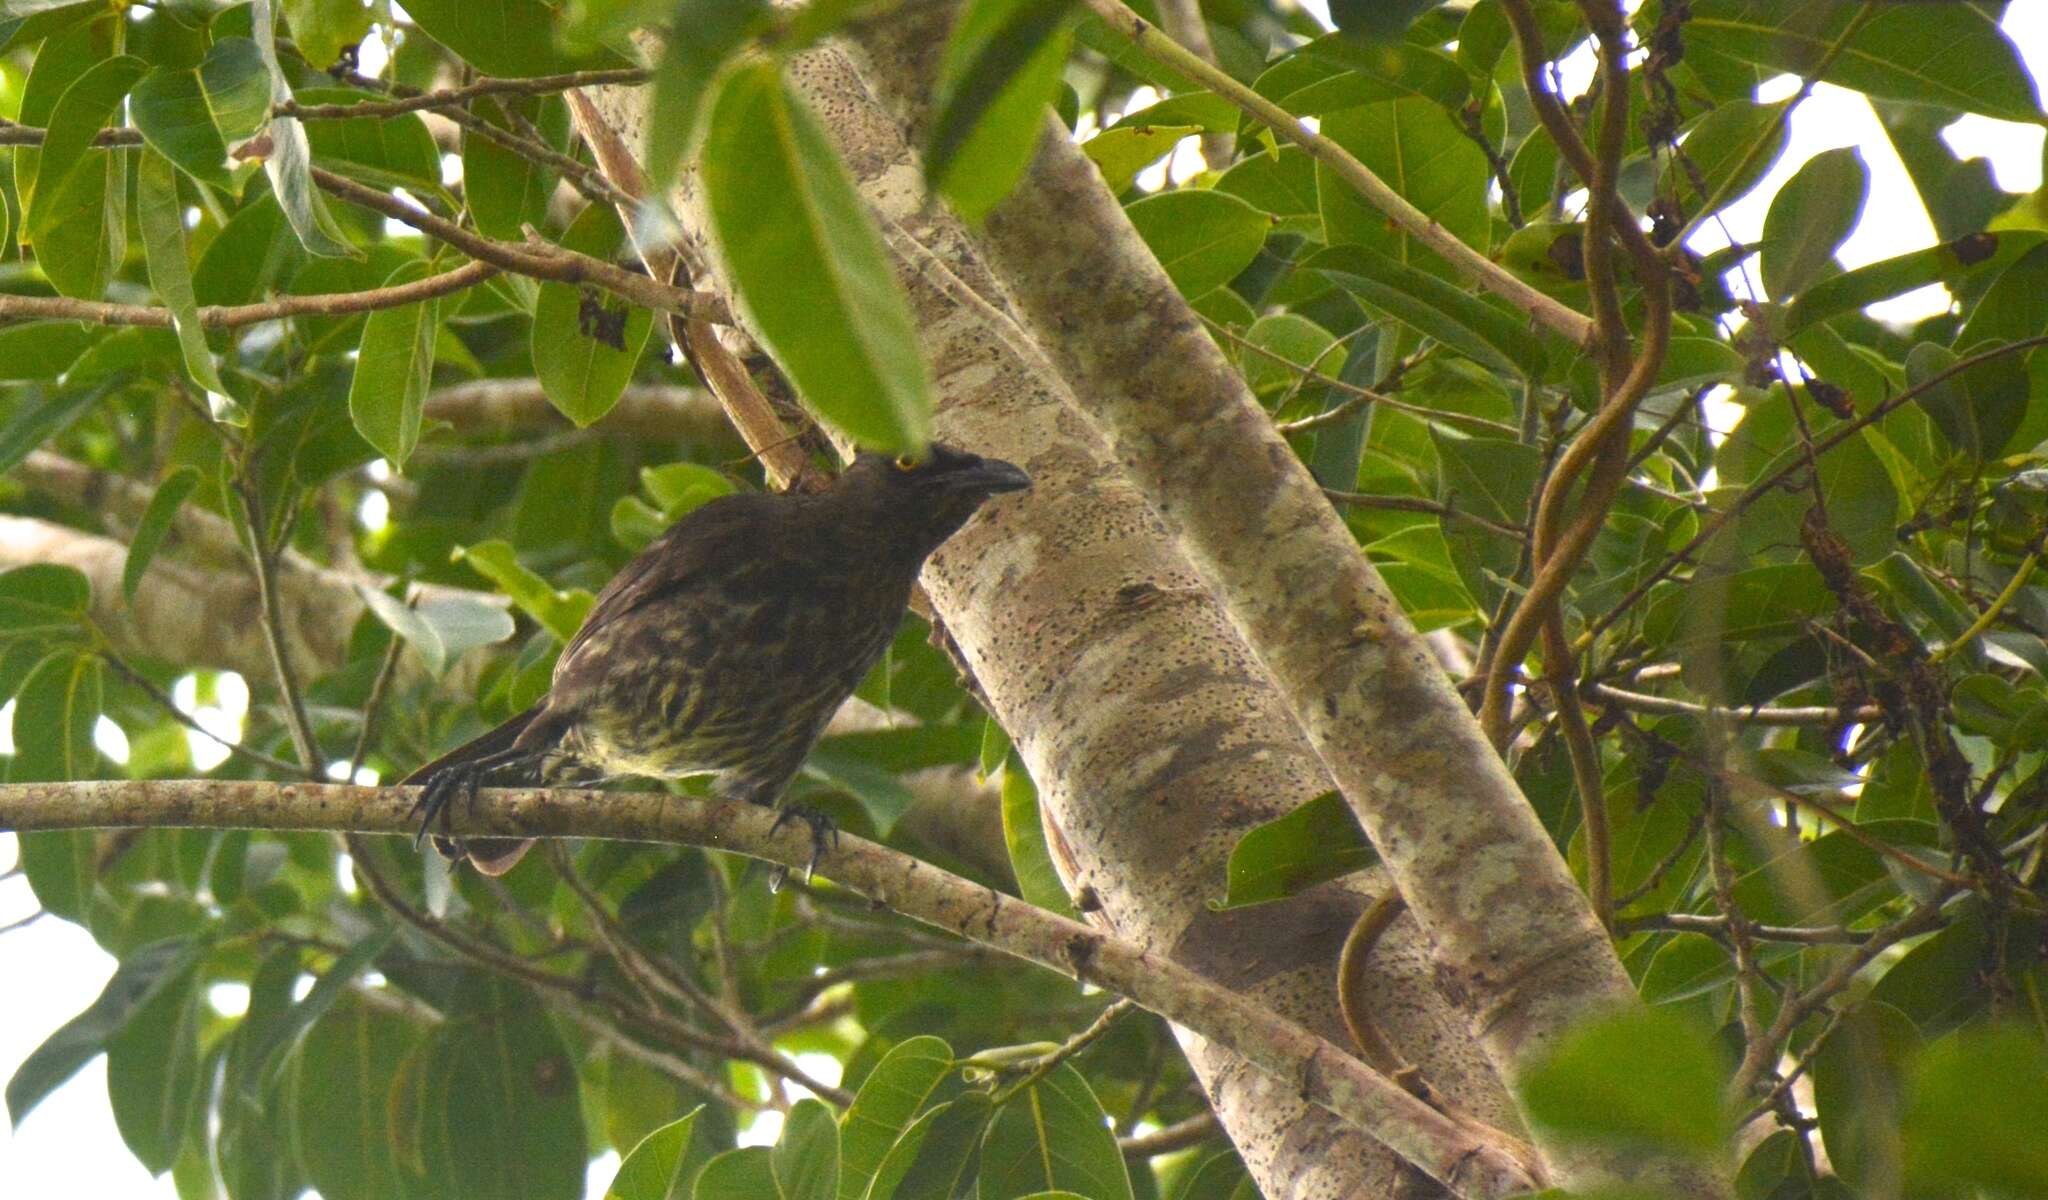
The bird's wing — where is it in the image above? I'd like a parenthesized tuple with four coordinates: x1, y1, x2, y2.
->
(556, 492, 789, 665)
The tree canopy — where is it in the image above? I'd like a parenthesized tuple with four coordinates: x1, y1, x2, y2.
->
(2, 1, 2047, 1198)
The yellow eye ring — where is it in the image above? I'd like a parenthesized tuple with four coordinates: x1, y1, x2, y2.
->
(893, 454, 920, 472)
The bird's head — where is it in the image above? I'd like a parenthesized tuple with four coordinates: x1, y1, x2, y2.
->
(840, 442, 1032, 555)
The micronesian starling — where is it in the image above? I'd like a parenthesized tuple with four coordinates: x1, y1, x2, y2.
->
(405, 443, 1030, 876)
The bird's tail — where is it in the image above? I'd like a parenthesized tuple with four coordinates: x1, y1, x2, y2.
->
(402, 704, 547, 876)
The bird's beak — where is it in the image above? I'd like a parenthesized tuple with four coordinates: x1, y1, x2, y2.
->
(960, 457, 1032, 496)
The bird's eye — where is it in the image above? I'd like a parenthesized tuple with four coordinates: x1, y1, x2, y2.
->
(893, 454, 920, 472)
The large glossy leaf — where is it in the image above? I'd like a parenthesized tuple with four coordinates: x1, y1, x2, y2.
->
(354, 584, 516, 676)
(122, 466, 202, 606)
(402, 0, 632, 76)
(1664, 98, 1791, 222)
(1124, 189, 1269, 298)
(694, 1147, 778, 1199)
(1687, 0, 2044, 124)
(4, 939, 202, 1130)
(463, 93, 570, 241)
(130, 37, 270, 188)
(1904, 1026, 2048, 1197)
(1318, 98, 1489, 266)
(977, 1065, 1132, 1200)
(1000, 766, 1077, 917)
(1906, 341, 2024, 463)
(1519, 1007, 1733, 1155)
(1760, 146, 1867, 301)
(1216, 790, 1376, 909)
(455, 540, 594, 640)
(532, 203, 653, 427)
(641, 0, 768, 198)
(415, 995, 586, 1200)
(605, 1109, 703, 1200)
(701, 61, 932, 453)
(252, 0, 359, 258)
(25, 54, 145, 298)
(137, 151, 233, 405)
(1312, 244, 1547, 378)
(1251, 36, 1468, 115)
(347, 259, 441, 468)
(105, 954, 206, 1173)
(289, 992, 425, 1200)
(925, 0, 1075, 222)
(840, 1036, 954, 1200)
(9, 648, 102, 783)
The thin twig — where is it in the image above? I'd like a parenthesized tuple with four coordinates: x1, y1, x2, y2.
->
(0, 260, 497, 330)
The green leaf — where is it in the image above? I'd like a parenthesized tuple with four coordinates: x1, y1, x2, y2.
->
(641, 0, 768, 198)
(347, 259, 441, 468)
(640, 462, 736, 515)
(978, 1065, 1132, 1200)
(299, 87, 446, 196)
(1318, 98, 1490, 266)
(104, 954, 206, 1173)
(1251, 36, 1468, 116)
(402, 0, 632, 77)
(1905, 342, 2024, 463)
(1904, 1026, 2048, 1197)
(455, 539, 594, 641)
(0, 562, 91, 633)
(252, 0, 361, 259)
(353, 584, 516, 676)
(1327, 0, 1436, 42)
(1688, 0, 2044, 124)
(873, 1091, 992, 1200)
(122, 467, 201, 606)
(1811, 1002, 1918, 1195)
(1518, 1007, 1733, 1156)
(5, 939, 201, 1129)
(415, 992, 586, 1200)
(25, 54, 146, 299)
(1760, 147, 1867, 301)
(137, 151, 233, 407)
(288, 992, 424, 1200)
(281, 0, 375, 69)
(773, 1098, 841, 1200)
(1123, 189, 1269, 298)
(1169, 1152, 1254, 1200)
(694, 1147, 778, 1199)
(1082, 123, 1198, 195)
(1664, 98, 1791, 221)
(1001, 764, 1075, 916)
(701, 61, 932, 454)
(1312, 244, 1548, 378)
(925, 0, 1076, 222)
(532, 203, 653, 427)
(605, 1108, 703, 1200)
(1214, 790, 1377, 909)
(1429, 430, 1539, 614)
(0, 322, 94, 381)
(130, 37, 270, 189)
(840, 1036, 953, 1200)
(10, 649, 102, 783)
(463, 93, 570, 241)
(1782, 232, 2046, 337)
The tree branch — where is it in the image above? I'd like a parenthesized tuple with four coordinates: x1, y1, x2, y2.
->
(0, 777, 1545, 1200)
(0, 259, 497, 330)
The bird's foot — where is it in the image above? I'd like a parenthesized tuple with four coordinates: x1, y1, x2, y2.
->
(767, 805, 839, 890)
(408, 748, 543, 852)
(408, 765, 482, 849)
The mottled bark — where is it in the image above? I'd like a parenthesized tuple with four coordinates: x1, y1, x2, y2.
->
(586, 42, 1529, 1198)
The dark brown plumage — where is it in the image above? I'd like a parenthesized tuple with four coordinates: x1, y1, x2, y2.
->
(405, 443, 1030, 875)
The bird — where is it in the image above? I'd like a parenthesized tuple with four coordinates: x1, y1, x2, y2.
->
(403, 442, 1031, 877)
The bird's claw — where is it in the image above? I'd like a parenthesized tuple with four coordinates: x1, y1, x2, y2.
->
(408, 766, 481, 848)
(768, 805, 838, 891)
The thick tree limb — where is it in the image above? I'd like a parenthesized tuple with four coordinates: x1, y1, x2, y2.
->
(1, 778, 1544, 1200)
